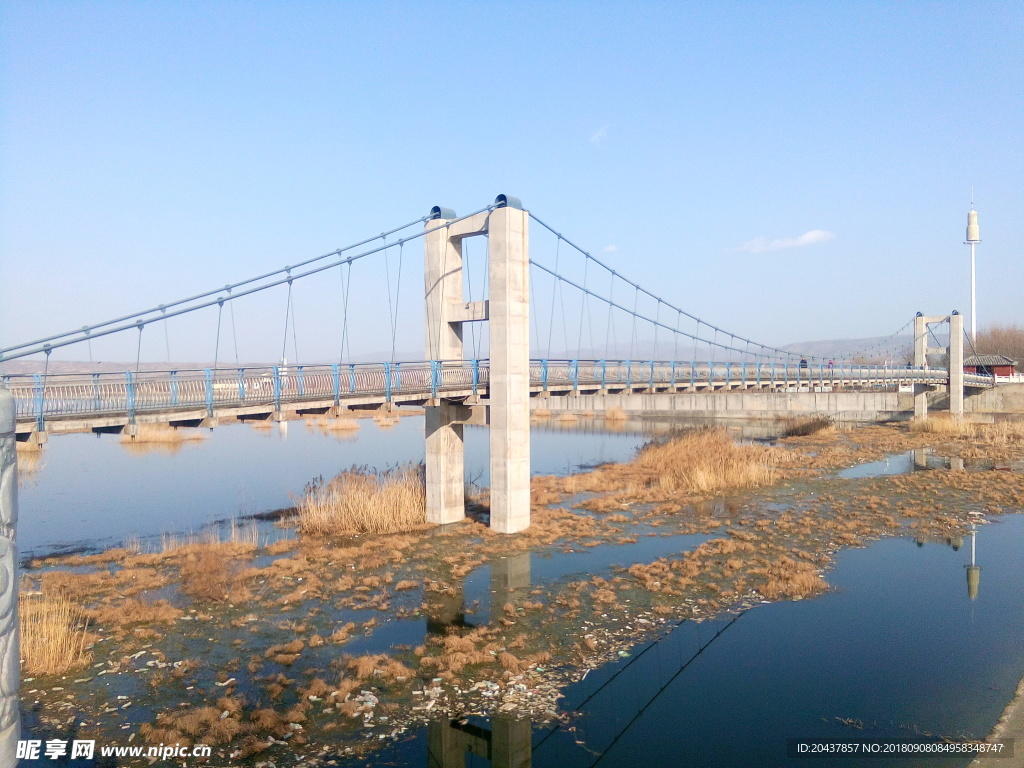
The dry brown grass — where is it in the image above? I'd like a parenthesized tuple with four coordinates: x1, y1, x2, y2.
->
(751, 556, 827, 600)
(531, 408, 552, 421)
(15, 442, 44, 477)
(180, 546, 253, 603)
(783, 416, 835, 437)
(20, 593, 94, 675)
(633, 429, 776, 495)
(120, 424, 205, 454)
(556, 429, 776, 500)
(910, 414, 973, 436)
(910, 415, 1024, 443)
(604, 405, 627, 422)
(305, 416, 360, 439)
(88, 598, 183, 627)
(297, 464, 426, 536)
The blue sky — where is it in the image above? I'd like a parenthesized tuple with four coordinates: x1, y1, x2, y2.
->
(1, 1, 1021, 364)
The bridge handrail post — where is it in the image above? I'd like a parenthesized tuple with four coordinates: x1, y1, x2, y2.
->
(93, 372, 102, 412)
(756, 362, 762, 387)
(33, 373, 45, 432)
(571, 359, 579, 390)
(689, 361, 694, 388)
(394, 362, 402, 394)
(670, 360, 677, 388)
(332, 364, 341, 406)
(726, 362, 731, 387)
(170, 371, 178, 407)
(384, 362, 392, 402)
(541, 359, 549, 392)
(770, 362, 775, 386)
(648, 360, 655, 390)
(348, 364, 356, 394)
(126, 371, 138, 422)
(203, 368, 213, 418)
(472, 359, 480, 395)
(273, 366, 282, 411)
(599, 359, 606, 389)
(297, 366, 305, 398)
(238, 368, 246, 403)
(742, 362, 747, 387)
(430, 360, 439, 399)
(625, 360, 632, 389)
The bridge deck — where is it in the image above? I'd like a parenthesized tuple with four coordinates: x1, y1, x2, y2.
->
(3, 360, 992, 436)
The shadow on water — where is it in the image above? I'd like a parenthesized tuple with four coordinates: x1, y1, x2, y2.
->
(345, 516, 1024, 768)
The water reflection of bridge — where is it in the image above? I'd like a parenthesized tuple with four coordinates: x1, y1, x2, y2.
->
(426, 553, 533, 768)
(422, 550, 741, 768)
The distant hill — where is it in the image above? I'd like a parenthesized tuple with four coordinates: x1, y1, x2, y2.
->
(781, 336, 913, 364)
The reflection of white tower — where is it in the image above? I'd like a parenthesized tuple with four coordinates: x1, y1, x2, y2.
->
(966, 524, 980, 601)
(965, 207, 981, 343)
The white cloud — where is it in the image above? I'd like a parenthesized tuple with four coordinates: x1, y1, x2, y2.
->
(734, 229, 837, 254)
(589, 125, 609, 145)
(603, 244, 618, 253)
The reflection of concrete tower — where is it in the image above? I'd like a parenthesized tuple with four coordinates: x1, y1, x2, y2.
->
(966, 525, 981, 601)
(425, 554, 534, 768)
(428, 716, 532, 768)
(491, 553, 531, 621)
(912, 448, 929, 471)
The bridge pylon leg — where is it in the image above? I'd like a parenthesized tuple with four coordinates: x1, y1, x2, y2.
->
(424, 213, 466, 525)
(487, 205, 531, 534)
(913, 314, 929, 419)
(949, 313, 964, 417)
(425, 404, 465, 525)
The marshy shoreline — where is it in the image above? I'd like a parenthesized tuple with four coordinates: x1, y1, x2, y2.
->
(17, 416, 1024, 765)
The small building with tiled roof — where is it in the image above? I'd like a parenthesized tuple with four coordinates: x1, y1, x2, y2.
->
(964, 355, 1017, 376)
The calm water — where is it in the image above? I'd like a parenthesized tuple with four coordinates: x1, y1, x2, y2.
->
(345, 517, 1024, 768)
(16, 417, 646, 557)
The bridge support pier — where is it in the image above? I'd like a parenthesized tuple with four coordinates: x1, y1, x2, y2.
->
(423, 199, 531, 533)
(0, 387, 21, 768)
(424, 209, 467, 526)
(949, 313, 965, 417)
(913, 314, 931, 419)
(425, 404, 465, 525)
(487, 205, 531, 534)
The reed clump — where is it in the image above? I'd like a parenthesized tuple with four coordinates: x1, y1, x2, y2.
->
(633, 429, 777, 495)
(20, 592, 94, 676)
(910, 415, 1024, 444)
(604, 405, 627, 422)
(783, 416, 835, 437)
(297, 463, 426, 536)
(120, 424, 205, 454)
(910, 414, 974, 437)
(306, 416, 360, 434)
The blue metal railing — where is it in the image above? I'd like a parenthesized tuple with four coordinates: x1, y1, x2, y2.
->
(0, 360, 985, 427)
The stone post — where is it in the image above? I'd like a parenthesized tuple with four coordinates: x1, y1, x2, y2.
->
(424, 211, 466, 525)
(913, 313, 929, 419)
(487, 205, 531, 534)
(0, 386, 20, 768)
(949, 312, 964, 417)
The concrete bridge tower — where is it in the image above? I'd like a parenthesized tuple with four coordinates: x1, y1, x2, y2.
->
(424, 197, 531, 534)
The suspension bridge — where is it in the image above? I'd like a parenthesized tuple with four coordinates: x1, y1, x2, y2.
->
(0, 195, 998, 534)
